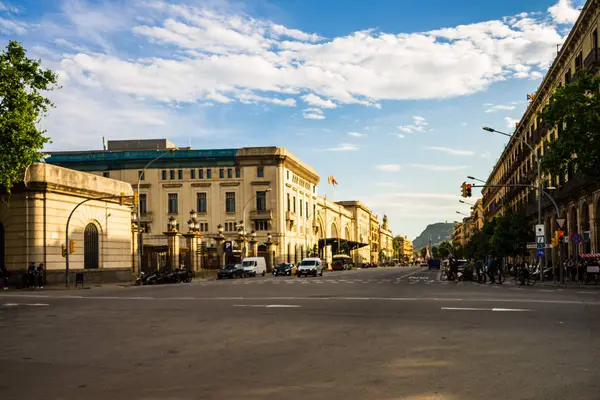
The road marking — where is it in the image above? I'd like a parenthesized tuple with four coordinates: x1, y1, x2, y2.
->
(398, 268, 427, 280)
(577, 291, 597, 294)
(441, 307, 531, 312)
(3, 303, 49, 307)
(233, 304, 301, 308)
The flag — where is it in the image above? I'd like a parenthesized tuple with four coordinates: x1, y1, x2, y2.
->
(328, 175, 339, 186)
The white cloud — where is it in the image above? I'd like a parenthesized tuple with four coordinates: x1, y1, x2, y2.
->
(549, 0, 581, 24)
(0, 16, 26, 34)
(398, 115, 429, 133)
(347, 131, 366, 138)
(409, 164, 467, 171)
(484, 104, 516, 113)
(303, 108, 323, 114)
(0, 2, 19, 14)
(504, 116, 520, 129)
(301, 93, 337, 109)
(317, 143, 358, 151)
(392, 133, 405, 139)
(425, 146, 475, 156)
(303, 113, 325, 120)
(376, 164, 403, 172)
(270, 23, 323, 42)
(376, 182, 404, 188)
(461, 122, 469, 127)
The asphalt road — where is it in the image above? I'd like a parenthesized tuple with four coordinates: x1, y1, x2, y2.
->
(1, 266, 600, 400)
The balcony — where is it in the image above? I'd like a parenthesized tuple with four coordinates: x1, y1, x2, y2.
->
(139, 211, 153, 222)
(584, 48, 600, 69)
(249, 209, 273, 220)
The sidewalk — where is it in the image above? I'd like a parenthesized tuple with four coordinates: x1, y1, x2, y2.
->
(540, 281, 600, 290)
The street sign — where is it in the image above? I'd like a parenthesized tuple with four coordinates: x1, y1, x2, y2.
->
(536, 236, 545, 244)
(536, 249, 545, 257)
(556, 218, 566, 229)
(224, 240, 233, 253)
(535, 224, 545, 237)
(571, 233, 582, 245)
(528, 243, 553, 249)
(526, 243, 536, 249)
(537, 242, 545, 249)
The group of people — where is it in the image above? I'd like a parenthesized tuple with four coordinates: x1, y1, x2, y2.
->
(22, 262, 45, 289)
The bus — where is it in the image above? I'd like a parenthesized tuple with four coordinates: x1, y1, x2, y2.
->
(331, 254, 353, 271)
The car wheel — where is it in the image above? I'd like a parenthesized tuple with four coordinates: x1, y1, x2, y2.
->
(262, 271, 266, 277)
(319, 269, 323, 276)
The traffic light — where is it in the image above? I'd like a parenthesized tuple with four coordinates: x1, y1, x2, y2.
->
(69, 239, 76, 254)
(558, 231, 564, 243)
(461, 182, 467, 198)
(61, 244, 67, 258)
(465, 184, 472, 197)
(133, 192, 139, 206)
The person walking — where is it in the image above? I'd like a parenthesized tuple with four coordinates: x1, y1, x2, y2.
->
(487, 255, 496, 284)
(0, 265, 9, 290)
(36, 263, 45, 289)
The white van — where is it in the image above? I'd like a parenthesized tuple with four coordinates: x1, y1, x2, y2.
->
(297, 257, 324, 277)
(241, 257, 267, 277)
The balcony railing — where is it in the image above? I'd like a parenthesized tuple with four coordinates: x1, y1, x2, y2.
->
(584, 48, 600, 69)
(139, 211, 153, 222)
(249, 209, 273, 220)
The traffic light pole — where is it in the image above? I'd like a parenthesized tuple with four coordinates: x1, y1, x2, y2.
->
(65, 195, 130, 288)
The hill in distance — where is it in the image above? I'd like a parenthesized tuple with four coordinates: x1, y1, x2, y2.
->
(412, 222, 454, 250)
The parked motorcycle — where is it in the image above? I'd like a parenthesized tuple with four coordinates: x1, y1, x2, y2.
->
(135, 271, 158, 286)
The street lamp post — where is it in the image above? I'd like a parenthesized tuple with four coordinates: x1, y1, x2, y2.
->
(240, 188, 271, 260)
(482, 126, 543, 281)
(136, 148, 178, 278)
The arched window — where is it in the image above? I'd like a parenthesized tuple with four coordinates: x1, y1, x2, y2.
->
(84, 223, 99, 269)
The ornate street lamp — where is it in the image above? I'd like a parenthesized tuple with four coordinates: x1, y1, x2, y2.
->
(168, 216, 177, 232)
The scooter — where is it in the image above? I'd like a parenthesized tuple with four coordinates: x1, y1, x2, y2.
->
(135, 271, 158, 286)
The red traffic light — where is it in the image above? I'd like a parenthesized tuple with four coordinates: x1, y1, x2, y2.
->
(466, 184, 472, 189)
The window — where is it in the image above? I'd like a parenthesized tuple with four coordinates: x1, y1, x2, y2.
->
(199, 169, 204, 179)
(197, 192, 207, 213)
(219, 168, 225, 179)
(169, 170, 175, 180)
(256, 191, 267, 212)
(593, 28, 599, 50)
(139, 194, 147, 214)
(287, 193, 291, 211)
(293, 196, 296, 212)
(225, 222, 237, 232)
(287, 170, 290, 180)
(565, 69, 572, 84)
(140, 223, 151, 234)
(138, 170, 145, 181)
(235, 167, 241, 178)
(190, 169, 196, 179)
(313, 205, 316, 218)
(254, 220, 269, 231)
(226, 192, 236, 213)
(227, 168, 233, 179)
(257, 166, 264, 178)
(103, 172, 110, 178)
(168, 193, 178, 214)
(207, 169, 212, 179)
(178, 170, 183, 180)
(300, 199, 303, 217)
(306, 202, 309, 218)
(197, 222, 208, 232)
(313, 185, 315, 193)
(161, 170, 167, 180)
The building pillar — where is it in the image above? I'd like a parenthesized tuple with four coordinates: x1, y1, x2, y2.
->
(236, 236, 248, 260)
(183, 233, 202, 272)
(249, 238, 258, 258)
(591, 217, 597, 253)
(266, 233, 274, 272)
(163, 232, 181, 270)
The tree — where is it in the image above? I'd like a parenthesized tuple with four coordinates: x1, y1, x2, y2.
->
(541, 69, 600, 178)
(0, 41, 58, 192)
(431, 245, 439, 258)
(419, 247, 427, 258)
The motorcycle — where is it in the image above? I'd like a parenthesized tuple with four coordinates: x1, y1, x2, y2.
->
(135, 271, 158, 286)
(174, 267, 193, 283)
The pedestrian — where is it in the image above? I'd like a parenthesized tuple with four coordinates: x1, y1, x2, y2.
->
(36, 263, 45, 289)
(0, 265, 9, 290)
(23, 262, 36, 288)
(487, 255, 496, 284)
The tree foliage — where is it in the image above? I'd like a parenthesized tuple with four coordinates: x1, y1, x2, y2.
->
(0, 41, 58, 192)
(541, 69, 600, 178)
(464, 212, 529, 259)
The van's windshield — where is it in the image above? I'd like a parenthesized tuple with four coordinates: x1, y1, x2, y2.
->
(300, 260, 318, 266)
(242, 261, 255, 267)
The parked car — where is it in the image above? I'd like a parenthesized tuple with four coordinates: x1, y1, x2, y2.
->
(297, 258, 324, 277)
(241, 257, 267, 277)
(217, 264, 244, 279)
(274, 263, 296, 276)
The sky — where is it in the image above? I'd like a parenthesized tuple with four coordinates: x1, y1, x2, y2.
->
(0, 0, 585, 240)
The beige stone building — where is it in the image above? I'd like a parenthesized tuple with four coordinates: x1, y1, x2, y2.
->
(0, 163, 134, 284)
(48, 140, 391, 270)
(378, 215, 394, 261)
(395, 236, 414, 261)
(482, 0, 600, 265)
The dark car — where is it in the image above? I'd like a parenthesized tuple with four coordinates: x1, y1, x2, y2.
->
(274, 263, 296, 276)
(217, 264, 244, 279)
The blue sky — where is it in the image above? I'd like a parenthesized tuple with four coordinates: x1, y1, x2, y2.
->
(0, 0, 584, 240)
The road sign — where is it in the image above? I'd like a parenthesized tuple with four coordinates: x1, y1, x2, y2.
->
(224, 240, 233, 253)
(527, 243, 536, 249)
(536, 249, 545, 257)
(536, 236, 545, 244)
(535, 224, 545, 237)
(571, 233, 582, 245)
(556, 218, 566, 229)
(528, 243, 553, 249)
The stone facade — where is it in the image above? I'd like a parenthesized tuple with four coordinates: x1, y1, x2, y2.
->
(0, 163, 134, 285)
(47, 141, 393, 270)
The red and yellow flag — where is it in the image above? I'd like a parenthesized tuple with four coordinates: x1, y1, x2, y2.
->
(327, 175, 339, 186)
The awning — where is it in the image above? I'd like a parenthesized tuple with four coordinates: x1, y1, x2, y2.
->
(580, 253, 600, 259)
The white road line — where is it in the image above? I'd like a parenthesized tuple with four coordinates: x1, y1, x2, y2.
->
(441, 307, 531, 312)
(398, 268, 425, 280)
(577, 291, 597, 294)
(233, 304, 301, 308)
(28, 303, 50, 306)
